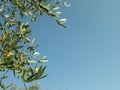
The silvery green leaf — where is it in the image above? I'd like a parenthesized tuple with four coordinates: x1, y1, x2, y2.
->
(39, 59, 48, 63)
(31, 38, 36, 45)
(4, 14, 9, 18)
(59, 18, 67, 23)
(22, 36, 31, 42)
(0, 5, 4, 12)
(20, 27, 26, 32)
(36, 66, 47, 78)
(35, 67, 39, 72)
(23, 11, 33, 16)
(55, 11, 61, 16)
(63, 2, 71, 7)
(5, 20, 16, 26)
(28, 60, 36, 64)
(25, 21, 30, 26)
(18, 72, 23, 77)
(41, 56, 46, 59)
(39, 74, 48, 79)
(56, 19, 67, 28)
(33, 52, 40, 55)
(52, 6, 59, 10)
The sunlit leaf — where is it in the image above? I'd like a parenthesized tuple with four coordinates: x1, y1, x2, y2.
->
(39, 59, 48, 63)
(0, 5, 4, 12)
(56, 19, 66, 28)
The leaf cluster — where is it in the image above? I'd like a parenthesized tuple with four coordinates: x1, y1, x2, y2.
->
(0, 0, 69, 89)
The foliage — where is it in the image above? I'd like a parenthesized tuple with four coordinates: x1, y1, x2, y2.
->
(27, 82, 41, 90)
(8, 82, 65, 90)
(0, 0, 69, 90)
(8, 82, 41, 90)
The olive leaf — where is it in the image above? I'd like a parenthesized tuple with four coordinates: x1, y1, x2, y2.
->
(23, 66, 47, 83)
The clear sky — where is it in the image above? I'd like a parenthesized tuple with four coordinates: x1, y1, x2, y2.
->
(30, 0, 120, 90)
(2, 0, 120, 90)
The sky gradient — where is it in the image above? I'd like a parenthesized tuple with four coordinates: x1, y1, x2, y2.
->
(4, 0, 120, 90)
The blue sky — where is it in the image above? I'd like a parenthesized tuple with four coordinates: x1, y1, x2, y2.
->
(1, 0, 120, 90)
(30, 0, 120, 90)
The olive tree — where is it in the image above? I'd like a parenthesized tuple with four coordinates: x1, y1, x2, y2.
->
(0, 0, 69, 90)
